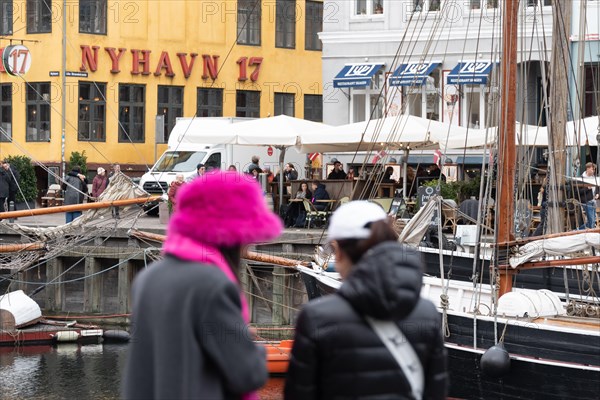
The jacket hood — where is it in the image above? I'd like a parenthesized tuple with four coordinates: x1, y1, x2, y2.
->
(338, 241, 423, 320)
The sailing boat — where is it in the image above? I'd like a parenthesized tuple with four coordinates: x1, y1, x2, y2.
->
(297, 1, 600, 398)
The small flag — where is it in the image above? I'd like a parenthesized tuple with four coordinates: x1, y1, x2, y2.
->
(372, 150, 387, 164)
(308, 152, 320, 161)
(433, 149, 443, 167)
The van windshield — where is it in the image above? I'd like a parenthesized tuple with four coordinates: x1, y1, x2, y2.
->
(153, 151, 207, 172)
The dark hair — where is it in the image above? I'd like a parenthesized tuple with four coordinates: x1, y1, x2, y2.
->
(336, 220, 398, 264)
(196, 163, 205, 170)
(72, 166, 81, 173)
(219, 245, 242, 280)
(334, 161, 341, 166)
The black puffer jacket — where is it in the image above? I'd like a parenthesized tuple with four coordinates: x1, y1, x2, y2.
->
(284, 242, 448, 400)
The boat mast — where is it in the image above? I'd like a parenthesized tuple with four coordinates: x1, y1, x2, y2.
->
(547, 0, 571, 234)
(496, 0, 520, 297)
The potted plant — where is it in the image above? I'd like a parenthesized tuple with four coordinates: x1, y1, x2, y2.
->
(68, 150, 88, 176)
(3, 155, 37, 208)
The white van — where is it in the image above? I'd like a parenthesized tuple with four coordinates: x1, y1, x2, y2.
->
(139, 117, 306, 213)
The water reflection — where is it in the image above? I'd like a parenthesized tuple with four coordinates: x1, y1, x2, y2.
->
(0, 344, 284, 399)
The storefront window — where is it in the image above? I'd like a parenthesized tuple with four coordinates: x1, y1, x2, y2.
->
(118, 84, 145, 143)
(26, 82, 51, 142)
(0, 84, 11, 142)
(78, 82, 106, 142)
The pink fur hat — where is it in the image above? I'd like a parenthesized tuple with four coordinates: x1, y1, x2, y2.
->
(168, 171, 282, 247)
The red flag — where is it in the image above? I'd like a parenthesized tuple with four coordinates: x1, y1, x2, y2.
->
(372, 150, 387, 164)
(433, 149, 443, 167)
(308, 152, 320, 161)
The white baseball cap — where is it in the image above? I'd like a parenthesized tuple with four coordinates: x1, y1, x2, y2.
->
(327, 201, 388, 241)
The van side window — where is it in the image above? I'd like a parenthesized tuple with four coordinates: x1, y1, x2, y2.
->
(205, 153, 222, 170)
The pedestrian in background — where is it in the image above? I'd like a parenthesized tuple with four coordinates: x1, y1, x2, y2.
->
(123, 171, 281, 400)
(285, 201, 448, 400)
(62, 166, 88, 223)
(91, 167, 108, 201)
(186, 163, 206, 182)
(2, 161, 19, 211)
(167, 173, 185, 213)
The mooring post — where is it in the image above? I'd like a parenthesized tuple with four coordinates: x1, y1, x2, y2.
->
(84, 257, 102, 312)
(272, 266, 286, 325)
(46, 258, 65, 312)
(118, 259, 134, 314)
(240, 260, 254, 320)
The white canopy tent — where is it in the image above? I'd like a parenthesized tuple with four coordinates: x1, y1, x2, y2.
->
(173, 115, 330, 208)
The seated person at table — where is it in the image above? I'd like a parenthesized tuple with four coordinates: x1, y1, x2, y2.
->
(381, 166, 397, 184)
(311, 181, 330, 211)
(285, 181, 313, 227)
(327, 161, 346, 180)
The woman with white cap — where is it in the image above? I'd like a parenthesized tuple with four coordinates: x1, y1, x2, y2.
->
(123, 171, 282, 400)
(284, 201, 447, 400)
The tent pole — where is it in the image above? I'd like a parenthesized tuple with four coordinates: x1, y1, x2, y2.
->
(279, 147, 286, 215)
(403, 149, 410, 199)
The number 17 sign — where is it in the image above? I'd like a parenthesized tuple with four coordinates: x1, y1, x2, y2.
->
(2, 45, 32, 76)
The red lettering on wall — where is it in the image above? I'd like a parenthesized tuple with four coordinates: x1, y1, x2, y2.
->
(154, 51, 175, 77)
(0, 48, 4, 73)
(237, 56, 248, 82)
(249, 57, 263, 82)
(105, 47, 127, 73)
(202, 54, 219, 80)
(131, 49, 152, 75)
(80, 45, 100, 72)
(177, 53, 198, 79)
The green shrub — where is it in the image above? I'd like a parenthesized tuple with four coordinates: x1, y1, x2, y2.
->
(4, 155, 37, 202)
(424, 177, 482, 203)
(68, 150, 88, 176)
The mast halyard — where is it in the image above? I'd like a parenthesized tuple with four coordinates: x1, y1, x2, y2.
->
(496, 0, 520, 297)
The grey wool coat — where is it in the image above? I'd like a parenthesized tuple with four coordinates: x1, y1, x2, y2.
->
(122, 255, 268, 399)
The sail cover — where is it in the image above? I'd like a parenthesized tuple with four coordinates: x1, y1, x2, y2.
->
(509, 233, 600, 267)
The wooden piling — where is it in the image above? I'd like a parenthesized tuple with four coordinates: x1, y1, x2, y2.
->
(84, 257, 102, 312)
(118, 259, 134, 314)
(46, 258, 65, 311)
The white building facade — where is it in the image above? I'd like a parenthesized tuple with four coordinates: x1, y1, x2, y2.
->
(320, 0, 554, 130)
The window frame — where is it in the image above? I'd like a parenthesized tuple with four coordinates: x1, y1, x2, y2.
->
(276, 0, 296, 49)
(305, 0, 323, 51)
(236, 90, 261, 118)
(157, 85, 184, 143)
(274, 92, 295, 116)
(196, 88, 224, 117)
(26, 82, 51, 142)
(27, 0, 52, 34)
(78, 81, 107, 142)
(79, 0, 107, 35)
(352, 0, 384, 17)
(0, 84, 12, 142)
(304, 94, 323, 122)
(0, 0, 13, 35)
(118, 84, 146, 143)
(237, 0, 262, 46)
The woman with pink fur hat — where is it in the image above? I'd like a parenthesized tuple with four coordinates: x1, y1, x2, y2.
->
(122, 171, 282, 400)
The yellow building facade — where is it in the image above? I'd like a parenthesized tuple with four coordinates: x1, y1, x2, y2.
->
(0, 0, 323, 184)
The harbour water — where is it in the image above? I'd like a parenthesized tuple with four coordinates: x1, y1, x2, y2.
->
(0, 343, 284, 399)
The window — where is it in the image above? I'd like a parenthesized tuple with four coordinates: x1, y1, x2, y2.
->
(0, 84, 12, 142)
(412, 0, 440, 12)
(118, 84, 145, 143)
(236, 90, 260, 117)
(79, 0, 107, 34)
(78, 82, 106, 141)
(274, 93, 295, 116)
(27, 0, 52, 33)
(305, 1, 322, 51)
(157, 86, 183, 143)
(237, 0, 261, 45)
(197, 88, 223, 117)
(276, 0, 295, 48)
(406, 70, 441, 121)
(304, 94, 322, 122)
(26, 82, 51, 142)
(0, 0, 13, 35)
(526, 0, 552, 6)
(351, 72, 383, 123)
(584, 64, 600, 118)
(354, 0, 383, 16)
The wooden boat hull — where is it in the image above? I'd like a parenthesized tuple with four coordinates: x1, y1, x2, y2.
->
(0, 325, 103, 346)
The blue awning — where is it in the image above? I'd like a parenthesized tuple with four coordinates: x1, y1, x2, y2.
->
(333, 63, 384, 88)
(388, 62, 440, 86)
(447, 61, 494, 85)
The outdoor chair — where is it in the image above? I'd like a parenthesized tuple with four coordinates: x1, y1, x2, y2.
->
(370, 198, 394, 213)
(302, 199, 329, 229)
(441, 199, 459, 235)
(41, 184, 62, 207)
